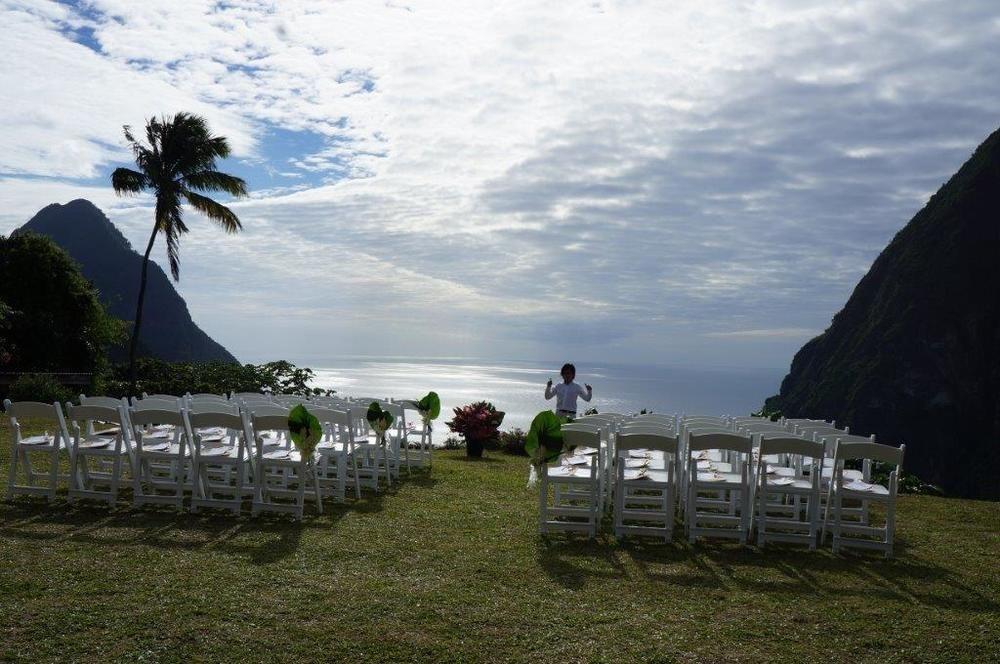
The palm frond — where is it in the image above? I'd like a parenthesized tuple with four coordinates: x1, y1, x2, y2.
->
(182, 190, 242, 233)
(182, 170, 247, 197)
(111, 168, 149, 196)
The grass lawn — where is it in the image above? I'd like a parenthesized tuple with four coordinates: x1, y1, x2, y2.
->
(1, 421, 998, 663)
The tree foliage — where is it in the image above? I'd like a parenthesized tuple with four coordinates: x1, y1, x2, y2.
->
(102, 358, 328, 398)
(0, 232, 124, 376)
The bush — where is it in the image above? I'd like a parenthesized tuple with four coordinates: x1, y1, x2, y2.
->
(497, 428, 527, 456)
(446, 401, 506, 443)
(7, 373, 73, 404)
(442, 436, 466, 450)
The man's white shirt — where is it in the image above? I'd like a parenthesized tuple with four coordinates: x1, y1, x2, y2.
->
(545, 381, 592, 412)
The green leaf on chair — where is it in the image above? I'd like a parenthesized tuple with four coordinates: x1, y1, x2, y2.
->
(525, 410, 567, 464)
(288, 404, 322, 457)
(416, 391, 441, 421)
(366, 401, 394, 433)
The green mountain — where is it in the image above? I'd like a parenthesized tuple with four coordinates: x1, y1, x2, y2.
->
(16, 199, 237, 364)
(765, 128, 1000, 500)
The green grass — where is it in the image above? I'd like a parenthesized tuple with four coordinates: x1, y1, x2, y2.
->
(1, 421, 998, 663)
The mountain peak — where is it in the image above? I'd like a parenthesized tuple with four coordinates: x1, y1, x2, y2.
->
(19, 198, 132, 252)
(16, 200, 237, 364)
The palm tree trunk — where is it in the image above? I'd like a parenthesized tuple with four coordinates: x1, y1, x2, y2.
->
(127, 224, 160, 395)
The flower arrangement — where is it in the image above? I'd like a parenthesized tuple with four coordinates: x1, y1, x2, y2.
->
(446, 401, 505, 457)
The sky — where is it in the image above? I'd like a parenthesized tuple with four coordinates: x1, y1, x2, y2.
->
(1, 0, 998, 369)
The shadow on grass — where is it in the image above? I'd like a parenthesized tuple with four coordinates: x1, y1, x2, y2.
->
(0, 485, 396, 565)
(535, 529, 999, 614)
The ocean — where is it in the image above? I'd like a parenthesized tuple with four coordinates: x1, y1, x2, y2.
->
(309, 358, 785, 431)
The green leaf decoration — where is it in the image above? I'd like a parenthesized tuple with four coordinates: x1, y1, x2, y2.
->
(416, 391, 441, 421)
(287, 404, 322, 457)
(366, 401, 394, 433)
(525, 410, 568, 464)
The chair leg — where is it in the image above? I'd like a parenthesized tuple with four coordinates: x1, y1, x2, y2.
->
(48, 448, 59, 501)
(6, 445, 19, 499)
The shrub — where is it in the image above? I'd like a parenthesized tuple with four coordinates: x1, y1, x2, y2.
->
(442, 436, 466, 450)
(497, 428, 527, 456)
(446, 401, 505, 442)
(7, 373, 73, 404)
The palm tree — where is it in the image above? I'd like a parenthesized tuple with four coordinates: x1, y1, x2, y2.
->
(111, 112, 247, 391)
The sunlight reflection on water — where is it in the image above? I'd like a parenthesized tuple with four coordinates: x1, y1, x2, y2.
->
(310, 358, 783, 431)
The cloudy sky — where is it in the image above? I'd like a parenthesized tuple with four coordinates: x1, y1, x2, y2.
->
(1, 0, 998, 368)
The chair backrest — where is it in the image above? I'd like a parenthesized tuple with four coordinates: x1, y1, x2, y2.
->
(129, 408, 184, 427)
(562, 421, 607, 440)
(310, 407, 350, 426)
(79, 395, 129, 409)
(834, 441, 904, 467)
(132, 398, 181, 411)
(688, 431, 752, 454)
(758, 434, 824, 459)
(248, 404, 290, 418)
(187, 401, 241, 416)
(738, 422, 789, 434)
(187, 410, 244, 432)
(4, 400, 67, 422)
(143, 393, 181, 401)
(188, 392, 227, 400)
(634, 413, 676, 423)
(619, 423, 674, 436)
(67, 403, 125, 427)
(562, 427, 602, 452)
(251, 413, 291, 433)
(616, 431, 678, 454)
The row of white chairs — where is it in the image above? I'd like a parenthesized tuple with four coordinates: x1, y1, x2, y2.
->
(537, 413, 905, 557)
(4, 392, 434, 520)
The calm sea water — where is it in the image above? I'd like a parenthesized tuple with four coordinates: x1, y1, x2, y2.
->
(310, 358, 784, 431)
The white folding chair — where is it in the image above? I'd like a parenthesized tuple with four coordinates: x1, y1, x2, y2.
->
(250, 413, 322, 520)
(754, 435, 824, 549)
(4, 400, 72, 502)
(686, 431, 753, 544)
(130, 408, 189, 510)
(823, 441, 904, 558)
(537, 427, 603, 538)
(348, 405, 393, 491)
(312, 407, 362, 502)
(185, 410, 253, 515)
(66, 403, 133, 507)
(613, 431, 678, 542)
(393, 399, 433, 471)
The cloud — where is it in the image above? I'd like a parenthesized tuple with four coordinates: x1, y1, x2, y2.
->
(0, 0, 998, 368)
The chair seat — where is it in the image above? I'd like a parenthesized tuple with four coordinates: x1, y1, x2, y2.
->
(623, 469, 671, 484)
(17, 435, 61, 450)
(197, 444, 244, 461)
(822, 467, 864, 482)
(695, 460, 733, 473)
(695, 471, 742, 484)
(316, 440, 349, 453)
(76, 436, 117, 450)
(840, 479, 889, 496)
(764, 465, 797, 477)
(763, 475, 812, 490)
(548, 464, 595, 479)
(138, 443, 188, 456)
